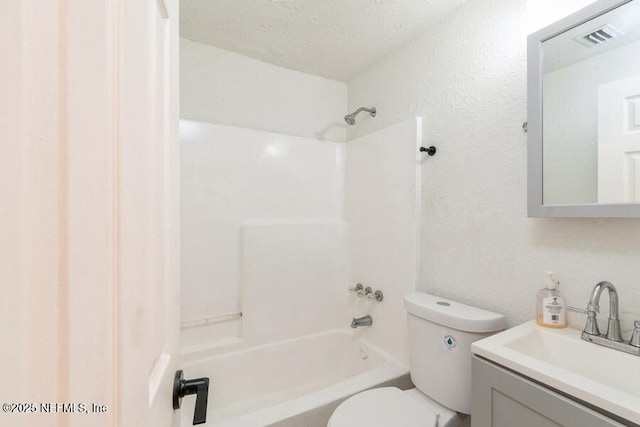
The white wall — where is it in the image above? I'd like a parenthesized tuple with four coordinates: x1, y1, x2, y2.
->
(344, 118, 423, 364)
(180, 120, 345, 354)
(347, 0, 640, 337)
(180, 38, 348, 142)
(241, 221, 348, 346)
(526, 0, 596, 33)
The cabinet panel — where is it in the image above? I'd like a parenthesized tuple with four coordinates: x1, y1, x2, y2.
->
(472, 356, 629, 427)
(492, 390, 561, 427)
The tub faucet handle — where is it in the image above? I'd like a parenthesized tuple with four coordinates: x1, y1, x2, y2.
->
(348, 283, 366, 297)
(348, 283, 362, 293)
(630, 321, 640, 348)
(366, 289, 384, 302)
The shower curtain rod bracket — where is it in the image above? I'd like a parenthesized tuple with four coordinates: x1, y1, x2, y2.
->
(420, 146, 437, 156)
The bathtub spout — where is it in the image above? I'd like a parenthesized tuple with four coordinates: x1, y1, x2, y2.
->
(351, 315, 373, 328)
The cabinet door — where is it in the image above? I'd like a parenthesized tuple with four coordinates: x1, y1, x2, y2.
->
(471, 357, 630, 427)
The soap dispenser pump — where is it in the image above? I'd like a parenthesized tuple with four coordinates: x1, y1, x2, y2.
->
(536, 272, 567, 328)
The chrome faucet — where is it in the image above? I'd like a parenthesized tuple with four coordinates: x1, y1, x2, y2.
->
(583, 281, 622, 341)
(351, 315, 373, 328)
(578, 281, 640, 356)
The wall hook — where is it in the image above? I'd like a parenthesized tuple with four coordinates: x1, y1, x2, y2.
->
(420, 146, 437, 156)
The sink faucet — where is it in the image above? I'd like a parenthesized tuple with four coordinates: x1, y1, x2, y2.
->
(578, 281, 640, 356)
(584, 281, 622, 342)
(351, 315, 373, 328)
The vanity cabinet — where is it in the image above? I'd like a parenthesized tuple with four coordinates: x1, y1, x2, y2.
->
(471, 356, 634, 427)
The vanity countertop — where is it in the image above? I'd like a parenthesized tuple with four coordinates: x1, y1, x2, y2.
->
(472, 320, 640, 425)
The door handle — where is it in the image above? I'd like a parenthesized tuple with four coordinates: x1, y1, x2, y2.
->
(173, 370, 209, 425)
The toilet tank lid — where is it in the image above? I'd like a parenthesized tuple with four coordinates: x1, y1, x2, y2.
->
(404, 292, 506, 333)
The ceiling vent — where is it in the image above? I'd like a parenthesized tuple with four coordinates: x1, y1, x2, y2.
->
(574, 24, 623, 47)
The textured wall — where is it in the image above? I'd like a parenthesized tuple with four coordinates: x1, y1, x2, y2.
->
(180, 38, 347, 142)
(347, 0, 640, 336)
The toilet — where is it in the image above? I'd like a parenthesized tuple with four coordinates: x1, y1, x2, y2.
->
(328, 292, 506, 427)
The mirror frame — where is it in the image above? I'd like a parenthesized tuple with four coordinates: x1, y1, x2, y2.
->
(527, 0, 640, 218)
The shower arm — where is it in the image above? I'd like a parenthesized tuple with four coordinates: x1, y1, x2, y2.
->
(351, 107, 376, 117)
(344, 106, 377, 125)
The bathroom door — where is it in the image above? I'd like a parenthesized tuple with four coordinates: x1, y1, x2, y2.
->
(597, 75, 640, 203)
(115, 0, 181, 425)
(0, 1, 180, 427)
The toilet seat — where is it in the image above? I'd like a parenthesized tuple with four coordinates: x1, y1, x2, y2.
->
(328, 387, 437, 427)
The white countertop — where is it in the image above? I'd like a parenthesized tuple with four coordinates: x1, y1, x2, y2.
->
(472, 320, 640, 425)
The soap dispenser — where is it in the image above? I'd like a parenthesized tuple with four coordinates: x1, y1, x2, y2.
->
(536, 272, 567, 328)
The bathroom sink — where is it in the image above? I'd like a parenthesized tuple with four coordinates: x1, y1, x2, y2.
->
(472, 320, 640, 424)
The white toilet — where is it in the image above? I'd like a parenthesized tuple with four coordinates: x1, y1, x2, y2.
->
(328, 292, 506, 427)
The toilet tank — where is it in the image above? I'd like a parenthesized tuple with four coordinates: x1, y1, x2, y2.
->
(404, 292, 505, 414)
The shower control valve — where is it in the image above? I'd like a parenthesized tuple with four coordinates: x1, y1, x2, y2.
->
(348, 283, 365, 297)
(349, 284, 382, 300)
(367, 289, 384, 302)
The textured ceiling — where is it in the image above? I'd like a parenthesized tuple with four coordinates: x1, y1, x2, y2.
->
(180, 0, 469, 82)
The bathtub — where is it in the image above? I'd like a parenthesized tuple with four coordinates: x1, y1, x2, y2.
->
(179, 329, 411, 427)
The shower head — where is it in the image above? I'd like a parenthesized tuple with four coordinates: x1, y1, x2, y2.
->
(344, 107, 376, 125)
(344, 114, 356, 125)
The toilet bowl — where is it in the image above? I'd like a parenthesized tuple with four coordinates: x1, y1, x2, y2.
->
(328, 387, 461, 427)
(327, 292, 505, 427)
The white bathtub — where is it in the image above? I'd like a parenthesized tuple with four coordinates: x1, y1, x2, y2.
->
(180, 329, 411, 427)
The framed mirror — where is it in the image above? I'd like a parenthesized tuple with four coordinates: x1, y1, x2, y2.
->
(528, 0, 640, 217)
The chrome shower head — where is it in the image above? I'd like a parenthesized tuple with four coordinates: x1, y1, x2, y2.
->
(344, 107, 376, 125)
(344, 114, 356, 125)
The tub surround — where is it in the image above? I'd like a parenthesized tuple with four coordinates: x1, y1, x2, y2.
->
(241, 221, 349, 346)
(180, 120, 346, 354)
(180, 117, 423, 365)
(344, 118, 423, 364)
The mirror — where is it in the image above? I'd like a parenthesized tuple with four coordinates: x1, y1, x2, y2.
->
(528, 0, 640, 217)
